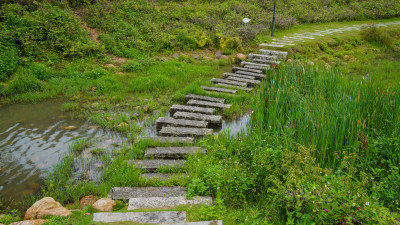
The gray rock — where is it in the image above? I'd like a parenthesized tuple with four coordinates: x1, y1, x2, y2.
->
(214, 51, 222, 59)
(159, 127, 213, 138)
(140, 173, 187, 180)
(108, 187, 187, 200)
(186, 99, 231, 109)
(240, 61, 271, 69)
(259, 43, 285, 48)
(250, 58, 280, 65)
(232, 67, 263, 74)
(167, 221, 223, 225)
(200, 86, 237, 94)
(243, 65, 270, 71)
(271, 42, 295, 46)
(125, 159, 185, 172)
(226, 76, 261, 86)
(136, 136, 194, 144)
(210, 78, 247, 87)
(173, 111, 222, 127)
(144, 147, 205, 159)
(248, 53, 277, 60)
(170, 104, 215, 115)
(223, 73, 255, 80)
(234, 70, 266, 79)
(128, 196, 212, 210)
(93, 211, 186, 223)
(216, 83, 253, 92)
(156, 117, 208, 131)
(258, 49, 288, 58)
(185, 94, 225, 103)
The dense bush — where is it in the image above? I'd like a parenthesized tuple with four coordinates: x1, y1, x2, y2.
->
(0, 45, 20, 81)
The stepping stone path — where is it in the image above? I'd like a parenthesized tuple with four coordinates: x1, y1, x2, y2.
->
(95, 20, 400, 224)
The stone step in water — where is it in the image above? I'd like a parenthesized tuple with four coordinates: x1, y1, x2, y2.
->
(140, 173, 187, 180)
(108, 186, 187, 200)
(136, 136, 194, 144)
(223, 72, 255, 80)
(232, 66, 263, 74)
(170, 104, 216, 115)
(159, 127, 213, 138)
(259, 43, 285, 48)
(144, 147, 205, 159)
(125, 159, 186, 172)
(173, 111, 222, 127)
(201, 86, 237, 95)
(250, 58, 280, 65)
(167, 221, 223, 225)
(210, 78, 247, 87)
(185, 94, 225, 103)
(248, 53, 277, 60)
(187, 99, 231, 109)
(259, 49, 288, 58)
(227, 76, 261, 86)
(244, 65, 268, 71)
(240, 61, 271, 69)
(93, 211, 186, 224)
(156, 117, 208, 131)
(234, 70, 266, 79)
(216, 83, 253, 92)
(128, 196, 213, 210)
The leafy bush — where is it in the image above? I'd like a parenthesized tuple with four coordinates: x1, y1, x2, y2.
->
(361, 25, 393, 47)
(29, 63, 54, 81)
(0, 45, 19, 81)
(0, 209, 21, 224)
(5, 70, 43, 95)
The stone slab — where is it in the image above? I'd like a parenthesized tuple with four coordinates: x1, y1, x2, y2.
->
(144, 147, 205, 159)
(167, 221, 223, 225)
(185, 94, 225, 103)
(227, 76, 261, 86)
(156, 117, 208, 131)
(108, 186, 187, 200)
(93, 211, 186, 223)
(223, 72, 255, 80)
(173, 111, 222, 127)
(271, 42, 295, 46)
(234, 70, 266, 79)
(159, 127, 213, 138)
(125, 159, 186, 172)
(170, 104, 216, 115)
(210, 78, 247, 87)
(140, 173, 187, 180)
(201, 86, 237, 94)
(136, 136, 194, 144)
(250, 58, 280, 65)
(243, 65, 268, 71)
(232, 67, 263, 74)
(248, 53, 277, 60)
(259, 49, 288, 58)
(128, 196, 213, 210)
(187, 99, 231, 109)
(216, 83, 253, 92)
(259, 43, 285, 48)
(240, 61, 271, 69)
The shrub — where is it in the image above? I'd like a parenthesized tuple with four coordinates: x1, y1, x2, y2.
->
(5, 69, 43, 95)
(0, 45, 20, 81)
(29, 63, 54, 81)
(361, 25, 393, 47)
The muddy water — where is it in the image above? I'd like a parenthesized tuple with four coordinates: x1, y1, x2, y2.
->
(0, 100, 124, 203)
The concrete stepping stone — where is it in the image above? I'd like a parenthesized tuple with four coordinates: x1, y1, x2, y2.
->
(271, 42, 295, 46)
(210, 78, 247, 87)
(240, 61, 271, 69)
(223, 72, 255, 80)
(108, 186, 187, 199)
(259, 43, 285, 48)
(136, 136, 194, 144)
(216, 83, 253, 92)
(234, 70, 266, 79)
(128, 196, 213, 210)
(167, 221, 223, 225)
(125, 159, 186, 172)
(201, 86, 237, 94)
(259, 49, 288, 58)
(159, 127, 213, 138)
(185, 94, 225, 103)
(272, 39, 294, 43)
(227, 76, 261, 86)
(170, 104, 216, 115)
(186, 99, 231, 109)
(140, 173, 187, 180)
(173, 111, 222, 127)
(248, 53, 277, 60)
(144, 147, 205, 159)
(232, 67, 263, 74)
(156, 117, 208, 131)
(250, 58, 280, 65)
(93, 211, 186, 223)
(243, 65, 268, 71)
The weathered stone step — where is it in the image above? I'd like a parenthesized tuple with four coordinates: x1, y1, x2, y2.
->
(187, 99, 231, 109)
(170, 104, 215, 115)
(173, 111, 222, 127)
(271, 42, 295, 46)
(234, 70, 266, 79)
(140, 173, 186, 180)
(223, 72, 255, 80)
(227, 76, 261, 86)
(136, 136, 194, 144)
(93, 211, 186, 224)
(216, 83, 253, 92)
(128, 196, 212, 210)
(272, 39, 295, 43)
(250, 58, 281, 65)
(244, 65, 268, 71)
(156, 117, 208, 131)
(167, 221, 223, 225)
(210, 78, 247, 87)
(232, 66, 263, 74)
(159, 127, 213, 138)
(240, 61, 271, 69)
(259, 49, 288, 58)
(125, 159, 186, 172)
(108, 186, 187, 200)
(201, 86, 237, 94)
(248, 53, 277, 60)
(144, 147, 205, 159)
(259, 43, 285, 48)
(185, 94, 225, 103)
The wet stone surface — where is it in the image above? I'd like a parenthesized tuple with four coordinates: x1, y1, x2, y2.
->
(169, 104, 216, 115)
(93, 211, 186, 223)
(144, 147, 205, 159)
(159, 127, 213, 138)
(201, 86, 237, 94)
(172, 111, 222, 127)
(107, 186, 187, 200)
(211, 78, 247, 87)
(185, 94, 225, 104)
(128, 196, 213, 210)
(156, 117, 208, 131)
(186, 100, 231, 109)
(125, 159, 186, 172)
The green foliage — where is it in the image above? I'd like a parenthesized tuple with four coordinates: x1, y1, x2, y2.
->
(361, 25, 394, 47)
(5, 70, 43, 95)
(0, 209, 21, 224)
(69, 138, 91, 155)
(0, 45, 19, 81)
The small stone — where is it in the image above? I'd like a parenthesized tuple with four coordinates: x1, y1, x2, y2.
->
(104, 64, 116, 68)
(118, 122, 128, 128)
(125, 103, 130, 106)
(116, 104, 120, 107)
(214, 51, 222, 59)
(62, 126, 77, 130)
(80, 195, 98, 208)
(220, 55, 229, 60)
(172, 53, 179, 58)
(287, 59, 293, 63)
(92, 198, 116, 212)
(91, 102, 99, 107)
(343, 55, 350, 60)
(192, 55, 200, 59)
(24, 197, 72, 220)
(143, 105, 149, 112)
(133, 106, 141, 110)
(10, 220, 46, 225)
(236, 53, 247, 61)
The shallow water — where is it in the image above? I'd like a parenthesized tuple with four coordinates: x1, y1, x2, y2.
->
(0, 100, 124, 203)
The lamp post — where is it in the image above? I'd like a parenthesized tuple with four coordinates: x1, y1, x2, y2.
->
(271, 0, 277, 37)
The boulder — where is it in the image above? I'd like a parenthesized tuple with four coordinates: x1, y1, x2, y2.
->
(214, 51, 222, 59)
(92, 198, 116, 212)
(220, 55, 229, 60)
(10, 220, 46, 225)
(79, 195, 98, 208)
(24, 197, 71, 220)
(236, 53, 247, 61)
